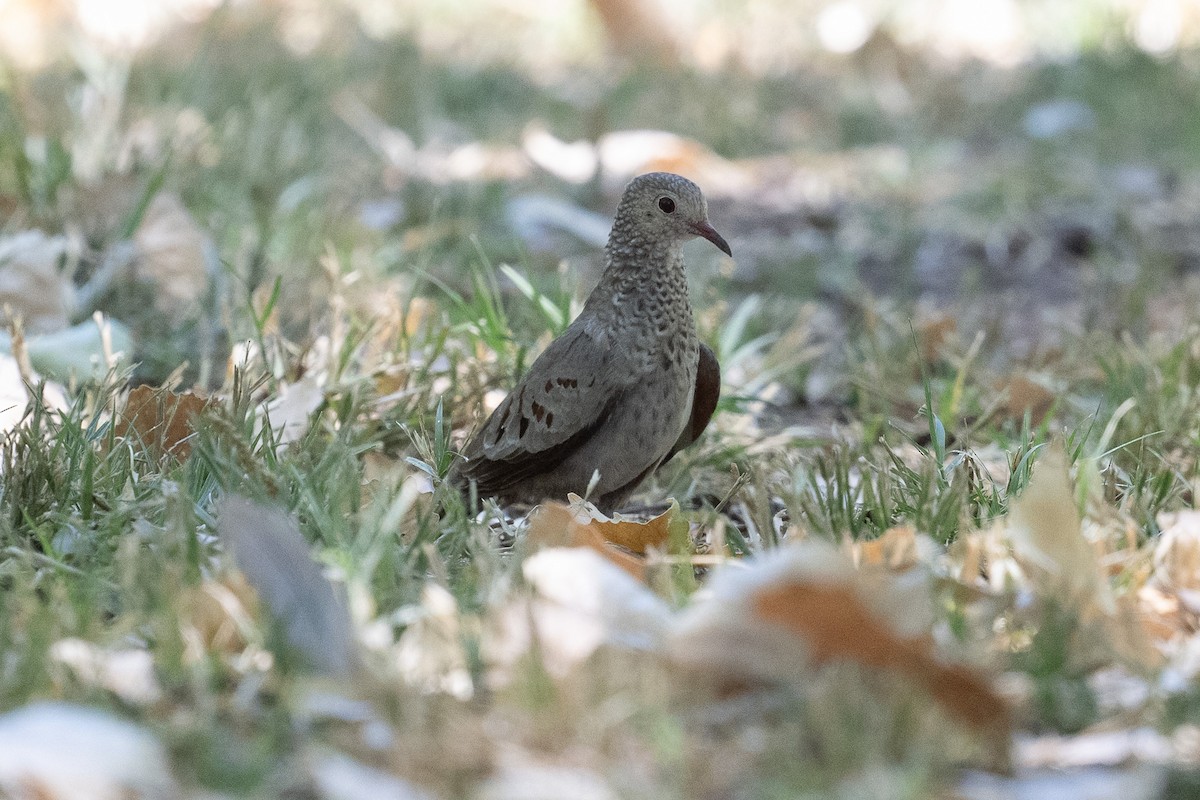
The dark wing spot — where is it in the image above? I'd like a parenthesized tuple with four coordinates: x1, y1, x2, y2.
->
(546, 411, 554, 428)
(461, 398, 618, 498)
(555, 377, 578, 389)
(519, 416, 529, 438)
(545, 379, 553, 392)
(493, 404, 511, 444)
(532, 402, 545, 422)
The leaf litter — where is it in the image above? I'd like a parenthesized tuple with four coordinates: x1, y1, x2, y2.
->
(8, 225, 1200, 800)
(3, 4, 1200, 798)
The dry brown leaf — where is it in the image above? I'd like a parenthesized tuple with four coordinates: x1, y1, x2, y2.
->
(568, 494, 684, 555)
(526, 502, 644, 580)
(1004, 444, 1161, 669)
(373, 365, 410, 401)
(525, 498, 687, 580)
(132, 192, 209, 317)
(670, 543, 1011, 741)
(1007, 441, 1112, 611)
(751, 579, 1010, 736)
(114, 384, 211, 459)
(855, 525, 921, 571)
(0, 230, 75, 334)
(588, 0, 678, 63)
(996, 373, 1058, 423)
(1136, 585, 1185, 646)
(916, 311, 956, 362)
(344, 279, 430, 361)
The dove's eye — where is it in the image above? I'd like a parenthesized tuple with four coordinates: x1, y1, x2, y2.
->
(657, 197, 676, 214)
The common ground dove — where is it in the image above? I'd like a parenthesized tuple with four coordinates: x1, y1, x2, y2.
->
(452, 172, 729, 513)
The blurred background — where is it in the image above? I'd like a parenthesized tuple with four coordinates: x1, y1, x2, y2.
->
(1, 0, 1200, 396)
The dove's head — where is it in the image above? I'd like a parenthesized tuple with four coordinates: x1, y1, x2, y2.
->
(612, 172, 732, 257)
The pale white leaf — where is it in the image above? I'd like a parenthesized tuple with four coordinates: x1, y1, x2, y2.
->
(0, 701, 176, 800)
(311, 752, 435, 800)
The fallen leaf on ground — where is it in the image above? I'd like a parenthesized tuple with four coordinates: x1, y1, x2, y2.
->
(956, 764, 1167, 800)
(670, 542, 1011, 740)
(182, 572, 260, 658)
(524, 497, 687, 580)
(1015, 727, 1173, 769)
(346, 280, 430, 363)
(916, 311, 956, 362)
(113, 384, 211, 459)
(1153, 510, 1200, 594)
(998, 443, 1160, 670)
(49, 639, 163, 705)
(309, 752, 436, 800)
(751, 580, 1008, 736)
(568, 494, 686, 555)
(588, 0, 678, 63)
(259, 372, 326, 449)
(0, 230, 75, 334)
(854, 525, 929, 571)
(475, 760, 619, 800)
(394, 583, 474, 699)
(520, 128, 600, 186)
(20, 317, 134, 381)
(1007, 441, 1112, 612)
(1135, 584, 1185, 647)
(996, 373, 1058, 423)
(217, 495, 359, 677)
(484, 547, 671, 683)
(524, 503, 640, 578)
(0, 701, 177, 800)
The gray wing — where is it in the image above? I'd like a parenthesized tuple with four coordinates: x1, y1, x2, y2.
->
(457, 325, 631, 496)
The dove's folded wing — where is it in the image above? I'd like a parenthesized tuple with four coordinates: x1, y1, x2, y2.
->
(661, 342, 719, 466)
(457, 326, 631, 494)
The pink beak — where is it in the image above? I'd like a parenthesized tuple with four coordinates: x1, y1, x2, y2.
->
(689, 221, 732, 257)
